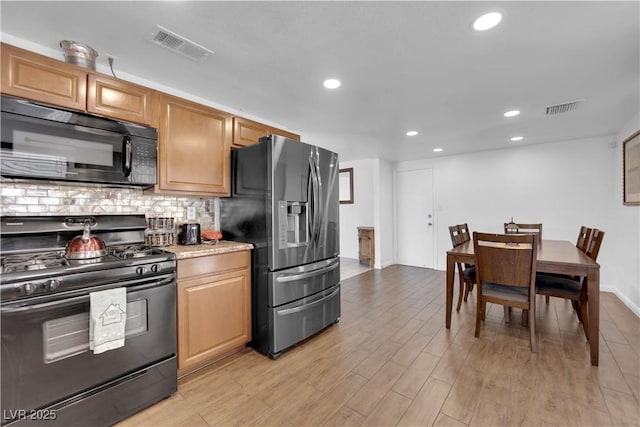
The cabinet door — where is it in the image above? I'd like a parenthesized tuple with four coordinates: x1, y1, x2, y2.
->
(1, 43, 87, 111)
(232, 116, 270, 148)
(269, 126, 300, 141)
(157, 94, 231, 195)
(177, 267, 251, 373)
(233, 116, 300, 148)
(87, 74, 154, 125)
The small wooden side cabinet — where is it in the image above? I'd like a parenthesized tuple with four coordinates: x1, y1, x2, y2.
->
(176, 250, 251, 377)
(358, 227, 374, 268)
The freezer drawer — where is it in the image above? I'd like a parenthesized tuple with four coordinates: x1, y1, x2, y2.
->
(269, 257, 340, 307)
(269, 284, 340, 357)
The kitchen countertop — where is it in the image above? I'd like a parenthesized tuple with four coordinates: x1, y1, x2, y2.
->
(163, 241, 253, 259)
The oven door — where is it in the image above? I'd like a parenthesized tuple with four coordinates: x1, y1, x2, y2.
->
(0, 109, 157, 186)
(0, 274, 176, 419)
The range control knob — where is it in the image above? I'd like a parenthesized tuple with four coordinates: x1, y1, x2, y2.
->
(136, 266, 146, 275)
(45, 279, 61, 291)
(151, 264, 160, 273)
(22, 283, 36, 295)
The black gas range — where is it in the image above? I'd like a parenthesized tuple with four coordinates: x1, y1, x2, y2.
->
(1, 214, 177, 427)
(0, 215, 176, 300)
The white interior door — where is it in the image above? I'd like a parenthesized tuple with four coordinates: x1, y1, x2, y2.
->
(395, 168, 434, 268)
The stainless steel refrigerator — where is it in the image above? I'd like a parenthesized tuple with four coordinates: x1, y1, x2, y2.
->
(220, 135, 340, 358)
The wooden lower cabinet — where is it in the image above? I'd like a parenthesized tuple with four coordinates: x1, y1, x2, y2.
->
(358, 227, 375, 267)
(177, 251, 251, 376)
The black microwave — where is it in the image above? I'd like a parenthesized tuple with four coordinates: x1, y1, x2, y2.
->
(0, 96, 157, 188)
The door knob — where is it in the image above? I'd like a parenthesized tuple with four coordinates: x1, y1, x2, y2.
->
(428, 222, 433, 226)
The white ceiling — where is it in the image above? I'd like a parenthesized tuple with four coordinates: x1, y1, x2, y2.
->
(1, 1, 638, 162)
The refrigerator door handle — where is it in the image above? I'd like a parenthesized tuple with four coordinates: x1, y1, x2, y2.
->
(276, 286, 340, 316)
(308, 154, 321, 243)
(313, 155, 322, 244)
(310, 154, 321, 243)
(275, 259, 340, 283)
(307, 155, 316, 243)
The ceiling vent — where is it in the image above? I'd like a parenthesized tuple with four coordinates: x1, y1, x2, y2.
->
(151, 25, 214, 61)
(544, 99, 584, 115)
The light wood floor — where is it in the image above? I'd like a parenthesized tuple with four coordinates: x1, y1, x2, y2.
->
(119, 265, 640, 427)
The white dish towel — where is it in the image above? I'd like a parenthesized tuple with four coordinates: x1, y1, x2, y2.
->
(89, 287, 127, 354)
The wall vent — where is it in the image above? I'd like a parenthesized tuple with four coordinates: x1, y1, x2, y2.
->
(544, 99, 584, 115)
(151, 25, 213, 61)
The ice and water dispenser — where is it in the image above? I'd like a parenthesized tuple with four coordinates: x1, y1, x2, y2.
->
(278, 200, 308, 248)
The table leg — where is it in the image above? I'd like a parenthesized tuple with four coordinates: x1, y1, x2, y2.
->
(587, 269, 600, 366)
(446, 254, 454, 328)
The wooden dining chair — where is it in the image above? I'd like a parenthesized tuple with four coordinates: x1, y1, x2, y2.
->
(576, 226, 592, 252)
(473, 232, 538, 352)
(536, 228, 605, 340)
(543, 226, 592, 304)
(448, 224, 476, 311)
(503, 222, 543, 240)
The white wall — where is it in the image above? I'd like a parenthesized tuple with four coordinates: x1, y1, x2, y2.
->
(339, 159, 374, 259)
(615, 113, 640, 312)
(373, 159, 394, 268)
(396, 132, 640, 315)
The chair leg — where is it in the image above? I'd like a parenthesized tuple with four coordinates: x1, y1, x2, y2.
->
(572, 300, 583, 321)
(456, 273, 464, 312)
(521, 309, 528, 327)
(475, 297, 483, 338)
(529, 303, 537, 353)
(464, 281, 474, 301)
(545, 295, 550, 304)
(579, 301, 589, 341)
(504, 306, 510, 323)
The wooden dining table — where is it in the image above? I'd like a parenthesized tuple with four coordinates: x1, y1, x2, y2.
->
(446, 239, 601, 365)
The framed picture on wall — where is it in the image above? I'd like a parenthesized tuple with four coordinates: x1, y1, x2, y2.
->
(339, 168, 354, 204)
(623, 130, 640, 206)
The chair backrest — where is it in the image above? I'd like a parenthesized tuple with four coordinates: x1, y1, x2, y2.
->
(576, 226, 592, 252)
(473, 232, 537, 290)
(584, 228, 604, 261)
(448, 223, 471, 247)
(503, 222, 543, 240)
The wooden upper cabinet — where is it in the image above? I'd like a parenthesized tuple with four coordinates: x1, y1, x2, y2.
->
(156, 93, 232, 196)
(1, 42, 87, 111)
(232, 116, 270, 148)
(232, 116, 300, 148)
(87, 74, 154, 125)
(1, 43, 155, 126)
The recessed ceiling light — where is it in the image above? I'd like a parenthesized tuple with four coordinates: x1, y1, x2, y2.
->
(406, 130, 418, 136)
(323, 79, 341, 89)
(504, 110, 520, 117)
(433, 148, 443, 152)
(473, 12, 502, 31)
(510, 136, 524, 141)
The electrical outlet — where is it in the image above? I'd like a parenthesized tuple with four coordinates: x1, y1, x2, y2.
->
(186, 207, 196, 221)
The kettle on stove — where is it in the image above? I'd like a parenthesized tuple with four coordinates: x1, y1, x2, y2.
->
(177, 223, 201, 245)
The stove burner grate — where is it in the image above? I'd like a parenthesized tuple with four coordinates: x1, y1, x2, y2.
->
(2, 252, 69, 273)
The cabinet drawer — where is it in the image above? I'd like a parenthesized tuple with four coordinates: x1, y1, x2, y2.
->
(177, 250, 250, 279)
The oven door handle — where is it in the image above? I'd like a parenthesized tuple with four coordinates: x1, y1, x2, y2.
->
(1, 274, 175, 313)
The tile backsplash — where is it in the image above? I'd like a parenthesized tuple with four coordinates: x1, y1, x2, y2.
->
(0, 180, 219, 229)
